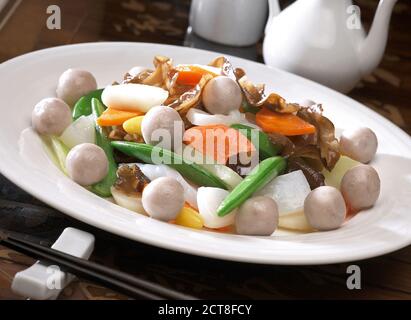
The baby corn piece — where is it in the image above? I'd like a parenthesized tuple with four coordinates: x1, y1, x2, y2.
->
(123, 116, 144, 135)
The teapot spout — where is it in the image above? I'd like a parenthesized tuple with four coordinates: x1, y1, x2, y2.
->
(358, 0, 398, 76)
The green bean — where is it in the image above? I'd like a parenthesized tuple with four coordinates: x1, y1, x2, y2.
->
(90, 98, 117, 197)
(72, 89, 104, 120)
(217, 156, 286, 216)
(231, 124, 282, 160)
(111, 141, 229, 190)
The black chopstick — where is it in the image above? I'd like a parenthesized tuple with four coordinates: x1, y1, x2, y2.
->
(4, 237, 162, 300)
(0, 233, 196, 300)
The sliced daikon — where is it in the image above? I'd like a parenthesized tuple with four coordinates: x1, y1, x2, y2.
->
(255, 170, 311, 216)
(60, 115, 95, 149)
(111, 186, 147, 215)
(202, 164, 243, 190)
(186, 108, 258, 128)
(279, 210, 313, 232)
(182, 145, 242, 190)
(197, 187, 236, 228)
(102, 83, 168, 113)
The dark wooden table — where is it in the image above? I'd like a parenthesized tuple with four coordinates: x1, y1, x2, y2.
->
(0, 0, 410, 300)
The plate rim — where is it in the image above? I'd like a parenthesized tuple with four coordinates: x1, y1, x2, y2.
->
(1, 41, 411, 265)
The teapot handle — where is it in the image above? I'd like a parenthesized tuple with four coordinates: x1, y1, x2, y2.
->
(265, 0, 281, 34)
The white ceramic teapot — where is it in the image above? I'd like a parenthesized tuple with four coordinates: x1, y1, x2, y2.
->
(190, 0, 268, 46)
(263, 0, 398, 92)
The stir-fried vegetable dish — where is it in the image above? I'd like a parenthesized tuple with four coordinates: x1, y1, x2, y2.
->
(31, 56, 381, 235)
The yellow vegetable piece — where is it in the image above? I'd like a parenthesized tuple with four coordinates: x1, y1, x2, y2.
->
(322, 156, 360, 189)
(175, 206, 204, 230)
(123, 116, 144, 135)
(279, 210, 313, 232)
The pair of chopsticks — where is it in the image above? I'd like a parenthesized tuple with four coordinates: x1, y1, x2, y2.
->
(0, 231, 196, 300)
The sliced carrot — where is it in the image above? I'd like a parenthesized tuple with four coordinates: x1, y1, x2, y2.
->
(215, 225, 233, 233)
(176, 70, 203, 86)
(256, 107, 316, 136)
(204, 225, 233, 233)
(176, 65, 217, 86)
(183, 124, 255, 164)
(97, 108, 143, 127)
(184, 202, 197, 210)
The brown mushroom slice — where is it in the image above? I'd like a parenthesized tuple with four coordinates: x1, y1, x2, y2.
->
(297, 104, 341, 171)
(237, 75, 300, 113)
(168, 73, 214, 115)
(122, 56, 177, 97)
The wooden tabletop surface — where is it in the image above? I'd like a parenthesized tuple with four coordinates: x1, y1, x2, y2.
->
(0, 0, 410, 300)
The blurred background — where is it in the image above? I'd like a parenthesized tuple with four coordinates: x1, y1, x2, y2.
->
(0, 0, 409, 135)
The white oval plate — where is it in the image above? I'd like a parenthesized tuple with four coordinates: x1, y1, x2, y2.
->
(1, 42, 410, 265)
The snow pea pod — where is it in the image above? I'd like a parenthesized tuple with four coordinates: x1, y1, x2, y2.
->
(230, 123, 281, 160)
(72, 89, 104, 120)
(90, 98, 117, 197)
(217, 156, 286, 217)
(111, 141, 228, 190)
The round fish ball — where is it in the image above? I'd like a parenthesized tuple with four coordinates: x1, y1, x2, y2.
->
(202, 76, 242, 115)
(56, 69, 97, 106)
(339, 127, 378, 163)
(32, 98, 72, 135)
(66, 143, 109, 186)
(304, 186, 346, 231)
(141, 106, 185, 151)
(341, 164, 380, 210)
(142, 177, 185, 221)
(235, 196, 279, 236)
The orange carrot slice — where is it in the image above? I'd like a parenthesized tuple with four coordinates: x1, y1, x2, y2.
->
(204, 225, 233, 233)
(176, 65, 218, 86)
(176, 70, 203, 86)
(183, 124, 255, 164)
(97, 108, 143, 127)
(256, 107, 316, 136)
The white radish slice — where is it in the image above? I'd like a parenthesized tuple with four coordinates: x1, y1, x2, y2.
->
(202, 164, 242, 191)
(101, 84, 168, 113)
(182, 145, 242, 190)
(111, 186, 147, 215)
(279, 210, 313, 232)
(197, 187, 236, 228)
(186, 108, 258, 128)
(133, 163, 198, 209)
(255, 170, 311, 216)
(60, 115, 95, 149)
